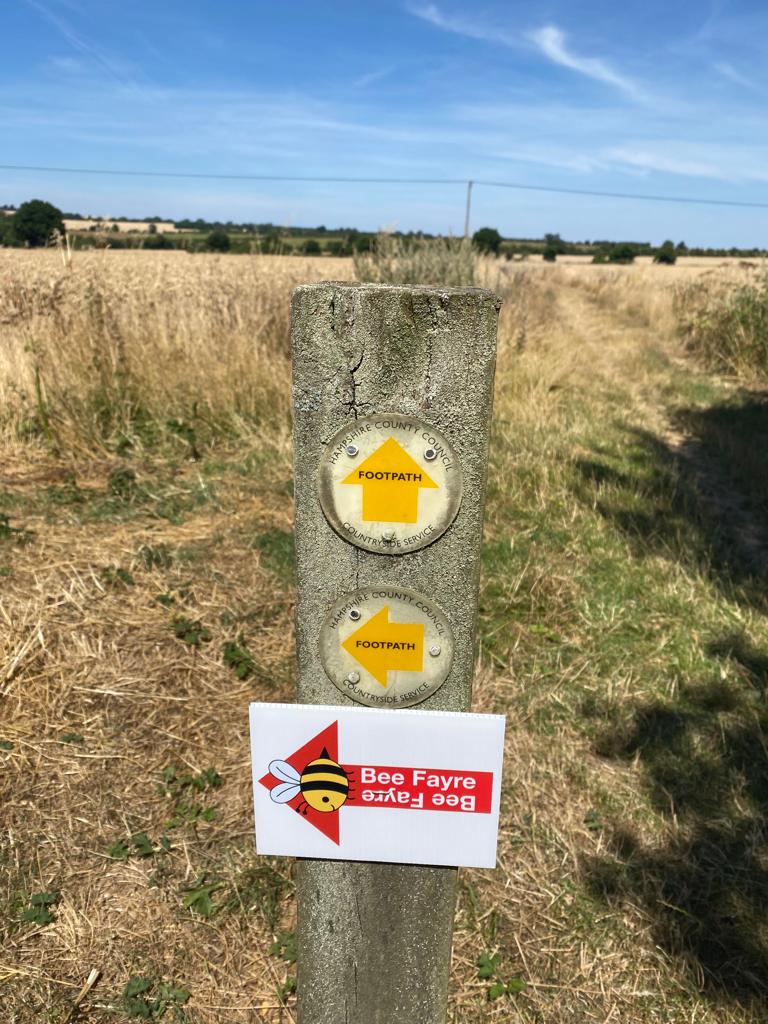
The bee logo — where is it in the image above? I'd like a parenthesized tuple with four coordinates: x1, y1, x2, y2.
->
(268, 747, 352, 815)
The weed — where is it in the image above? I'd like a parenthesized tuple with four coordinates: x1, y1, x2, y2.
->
(101, 565, 135, 587)
(269, 930, 297, 964)
(107, 833, 170, 860)
(59, 732, 84, 744)
(476, 952, 526, 1001)
(276, 976, 297, 1004)
(170, 616, 211, 646)
(181, 875, 225, 918)
(120, 976, 190, 1020)
(222, 636, 255, 679)
(20, 891, 60, 927)
(159, 764, 221, 829)
(0, 739, 14, 750)
(224, 860, 291, 929)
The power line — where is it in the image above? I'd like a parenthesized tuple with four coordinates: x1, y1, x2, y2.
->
(2, 162, 768, 211)
(0, 164, 466, 186)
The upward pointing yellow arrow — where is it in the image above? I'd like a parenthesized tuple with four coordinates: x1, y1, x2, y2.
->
(341, 436, 437, 523)
(342, 606, 424, 687)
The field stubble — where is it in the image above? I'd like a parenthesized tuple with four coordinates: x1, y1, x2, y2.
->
(2, 249, 768, 1022)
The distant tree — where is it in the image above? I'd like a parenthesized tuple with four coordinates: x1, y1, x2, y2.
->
(111, 223, 120, 233)
(472, 227, 502, 255)
(142, 233, 175, 250)
(654, 240, 677, 265)
(147, 222, 158, 235)
(608, 243, 636, 264)
(676, 240, 688, 253)
(544, 232, 567, 255)
(0, 215, 15, 246)
(259, 229, 282, 255)
(542, 246, 558, 262)
(302, 239, 321, 255)
(206, 229, 231, 253)
(12, 199, 65, 247)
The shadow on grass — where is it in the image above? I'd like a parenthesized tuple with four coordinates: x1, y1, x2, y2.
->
(572, 391, 768, 611)
(574, 393, 768, 1000)
(584, 633, 768, 1001)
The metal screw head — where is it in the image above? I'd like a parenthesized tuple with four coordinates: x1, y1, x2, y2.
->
(429, 644, 441, 657)
(382, 528, 395, 542)
(346, 444, 359, 457)
(424, 447, 437, 461)
(347, 671, 360, 683)
(349, 608, 361, 621)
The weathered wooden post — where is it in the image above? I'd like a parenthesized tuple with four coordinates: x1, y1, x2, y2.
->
(290, 282, 500, 1024)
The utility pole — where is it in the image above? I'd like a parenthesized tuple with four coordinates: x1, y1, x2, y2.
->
(290, 281, 500, 1024)
(464, 179, 473, 238)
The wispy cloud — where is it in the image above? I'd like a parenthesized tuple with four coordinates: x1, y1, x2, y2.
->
(21, 0, 140, 88)
(409, 6, 643, 101)
(713, 61, 758, 90)
(407, 3, 517, 47)
(353, 65, 396, 89)
(529, 25, 641, 99)
(606, 143, 768, 185)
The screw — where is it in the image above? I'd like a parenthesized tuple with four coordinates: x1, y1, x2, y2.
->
(382, 528, 395, 542)
(424, 447, 437, 461)
(429, 644, 441, 657)
(347, 671, 360, 683)
(349, 608, 361, 621)
(346, 444, 359, 457)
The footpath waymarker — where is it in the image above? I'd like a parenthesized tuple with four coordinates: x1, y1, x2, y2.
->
(250, 702, 505, 866)
(318, 413, 462, 553)
(319, 585, 454, 707)
(290, 283, 500, 1024)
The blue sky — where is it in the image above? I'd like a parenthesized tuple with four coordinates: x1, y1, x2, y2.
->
(3, 0, 768, 245)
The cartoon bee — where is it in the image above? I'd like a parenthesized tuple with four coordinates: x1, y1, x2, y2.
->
(269, 747, 351, 815)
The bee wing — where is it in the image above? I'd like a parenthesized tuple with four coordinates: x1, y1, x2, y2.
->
(269, 759, 301, 784)
(270, 781, 301, 804)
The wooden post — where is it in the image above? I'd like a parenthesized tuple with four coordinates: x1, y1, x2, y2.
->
(291, 283, 500, 1024)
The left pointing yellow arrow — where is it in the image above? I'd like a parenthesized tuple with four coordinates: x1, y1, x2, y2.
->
(342, 606, 424, 687)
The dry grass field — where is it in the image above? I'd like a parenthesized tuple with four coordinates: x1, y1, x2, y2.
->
(2, 246, 768, 1022)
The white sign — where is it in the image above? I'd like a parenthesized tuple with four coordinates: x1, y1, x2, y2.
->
(249, 702, 506, 869)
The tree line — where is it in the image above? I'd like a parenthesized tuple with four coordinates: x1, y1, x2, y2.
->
(2, 200, 766, 263)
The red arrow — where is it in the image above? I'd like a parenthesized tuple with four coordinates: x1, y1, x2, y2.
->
(259, 721, 342, 843)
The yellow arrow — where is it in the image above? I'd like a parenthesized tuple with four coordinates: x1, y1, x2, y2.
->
(341, 436, 437, 523)
(342, 606, 424, 687)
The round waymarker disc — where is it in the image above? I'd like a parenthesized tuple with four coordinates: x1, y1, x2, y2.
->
(319, 586, 454, 709)
(317, 413, 462, 555)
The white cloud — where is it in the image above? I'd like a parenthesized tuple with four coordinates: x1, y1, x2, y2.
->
(713, 61, 758, 90)
(353, 65, 396, 89)
(529, 25, 641, 99)
(407, 3, 516, 46)
(606, 143, 768, 184)
(22, 0, 140, 88)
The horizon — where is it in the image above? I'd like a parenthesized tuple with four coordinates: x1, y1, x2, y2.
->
(4, 1, 768, 247)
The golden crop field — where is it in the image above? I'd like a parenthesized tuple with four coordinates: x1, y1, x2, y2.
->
(2, 247, 768, 1023)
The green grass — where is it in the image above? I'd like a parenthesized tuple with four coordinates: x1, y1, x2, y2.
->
(480, 330, 768, 1004)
